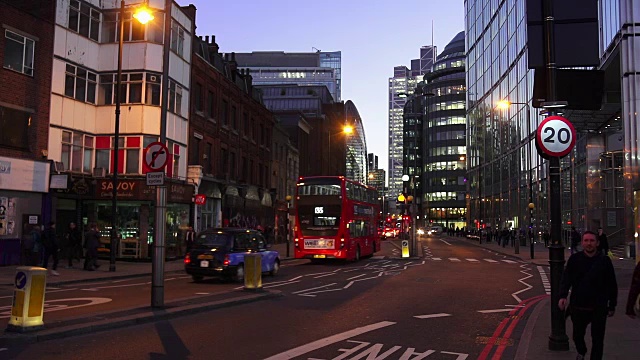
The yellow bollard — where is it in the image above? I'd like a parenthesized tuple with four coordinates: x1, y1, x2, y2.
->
(401, 240, 410, 258)
(7, 266, 47, 332)
(244, 253, 262, 290)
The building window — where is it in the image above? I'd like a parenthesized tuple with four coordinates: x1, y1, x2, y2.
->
(170, 20, 185, 56)
(102, 10, 145, 42)
(221, 100, 229, 126)
(145, 73, 161, 105)
(207, 91, 215, 120)
(231, 106, 237, 129)
(189, 135, 200, 165)
(194, 82, 203, 112)
(203, 142, 212, 174)
(68, 0, 100, 41)
(168, 80, 183, 116)
(61, 131, 94, 173)
(3, 30, 34, 76)
(172, 147, 180, 177)
(99, 72, 154, 105)
(221, 148, 228, 174)
(65, 64, 97, 104)
(243, 113, 249, 136)
(0, 105, 30, 150)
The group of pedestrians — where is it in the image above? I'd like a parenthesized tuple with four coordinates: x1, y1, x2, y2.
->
(21, 221, 102, 275)
(558, 228, 639, 359)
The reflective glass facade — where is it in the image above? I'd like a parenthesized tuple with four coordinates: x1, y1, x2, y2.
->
(345, 101, 367, 184)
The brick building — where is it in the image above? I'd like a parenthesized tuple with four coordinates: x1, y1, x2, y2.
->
(0, 0, 56, 263)
(190, 35, 276, 231)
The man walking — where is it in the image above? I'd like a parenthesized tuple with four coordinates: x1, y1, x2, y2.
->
(41, 221, 60, 276)
(184, 225, 196, 253)
(83, 223, 100, 271)
(558, 230, 618, 360)
(596, 227, 609, 256)
(65, 222, 82, 268)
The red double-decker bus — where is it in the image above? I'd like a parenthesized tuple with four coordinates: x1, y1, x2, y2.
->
(292, 176, 380, 261)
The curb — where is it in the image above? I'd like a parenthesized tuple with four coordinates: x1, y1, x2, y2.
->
(1, 289, 282, 344)
(513, 296, 549, 359)
(459, 238, 549, 265)
(42, 269, 187, 287)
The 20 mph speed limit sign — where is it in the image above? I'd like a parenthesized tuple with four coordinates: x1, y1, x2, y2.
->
(536, 115, 576, 158)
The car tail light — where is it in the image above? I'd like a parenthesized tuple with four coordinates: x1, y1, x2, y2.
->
(294, 237, 299, 248)
(340, 237, 345, 248)
(184, 253, 191, 265)
(223, 254, 230, 266)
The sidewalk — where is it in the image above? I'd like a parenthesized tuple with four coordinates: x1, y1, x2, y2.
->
(449, 234, 640, 359)
(0, 242, 293, 288)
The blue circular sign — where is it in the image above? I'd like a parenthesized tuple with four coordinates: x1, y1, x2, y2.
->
(15, 271, 27, 289)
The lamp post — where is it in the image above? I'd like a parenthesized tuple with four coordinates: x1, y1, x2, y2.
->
(110, 1, 153, 272)
(285, 195, 292, 258)
(497, 99, 534, 258)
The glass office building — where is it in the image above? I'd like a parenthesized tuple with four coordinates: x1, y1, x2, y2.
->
(465, 0, 637, 245)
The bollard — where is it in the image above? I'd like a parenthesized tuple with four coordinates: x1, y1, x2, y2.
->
(7, 267, 47, 332)
(244, 253, 262, 290)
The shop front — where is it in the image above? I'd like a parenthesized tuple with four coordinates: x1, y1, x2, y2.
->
(0, 156, 49, 266)
(51, 177, 193, 260)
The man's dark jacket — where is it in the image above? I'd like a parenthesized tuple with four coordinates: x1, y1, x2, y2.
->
(560, 252, 618, 311)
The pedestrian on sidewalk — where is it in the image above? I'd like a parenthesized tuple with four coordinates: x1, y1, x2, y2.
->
(65, 222, 82, 268)
(625, 260, 640, 319)
(42, 221, 60, 276)
(558, 230, 618, 360)
(184, 225, 196, 253)
(543, 229, 550, 247)
(570, 226, 581, 254)
(596, 227, 609, 257)
(83, 223, 100, 271)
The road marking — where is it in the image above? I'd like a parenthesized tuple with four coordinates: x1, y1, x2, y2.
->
(81, 282, 150, 291)
(431, 257, 442, 261)
(264, 280, 301, 289)
(511, 264, 533, 303)
(371, 256, 385, 259)
(263, 321, 396, 360)
(483, 259, 498, 263)
(298, 288, 343, 297)
(195, 292, 209, 295)
(466, 259, 479, 262)
(347, 274, 367, 280)
(478, 309, 513, 314)
(502, 260, 518, 264)
(314, 273, 337, 279)
(449, 258, 461, 262)
(0, 348, 6, 352)
(0, 297, 112, 319)
(293, 283, 337, 294)
(440, 239, 452, 246)
(537, 266, 551, 295)
(414, 313, 452, 319)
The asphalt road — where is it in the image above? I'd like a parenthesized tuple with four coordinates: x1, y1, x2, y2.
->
(3, 236, 549, 360)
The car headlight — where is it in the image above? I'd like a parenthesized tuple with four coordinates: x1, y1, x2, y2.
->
(417, 229, 424, 235)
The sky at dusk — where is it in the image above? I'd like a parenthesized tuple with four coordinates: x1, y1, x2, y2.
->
(186, 0, 465, 174)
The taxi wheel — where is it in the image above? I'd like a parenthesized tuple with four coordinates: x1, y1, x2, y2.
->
(354, 246, 361, 262)
(192, 275, 204, 283)
(269, 260, 280, 276)
(234, 264, 245, 282)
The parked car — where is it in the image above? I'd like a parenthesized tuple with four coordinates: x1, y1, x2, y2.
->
(184, 228, 280, 282)
(428, 226, 443, 235)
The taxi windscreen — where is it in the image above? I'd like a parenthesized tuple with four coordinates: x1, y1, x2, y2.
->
(196, 233, 232, 248)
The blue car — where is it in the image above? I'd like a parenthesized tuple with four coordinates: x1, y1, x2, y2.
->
(184, 228, 280, 282)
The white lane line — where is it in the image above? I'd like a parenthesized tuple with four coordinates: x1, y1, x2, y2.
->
(195, 292, 209, 295)
(81, 282, 150, 291)
(0, 287, 80, 299)
(431, 257, 442, 261)
(264, 280, 301, 289)
(371, 256, 385, 260)
(343, 281, 355, 289)
(502, 260, 518, 264)
(537, 266, 551, 295)
(0, 348, 7, 352)
(298, 288, 343, 297)
(263, 321, 396, 360)
(441, 351, 469, 359)
(466, 259, 479, 262)
(449, 258, 461, 262)
(414, 313, 452, 319)
(347, 274, 367, 281)
(440, 239, 452, 246)
(314, 273, 337, 279)
(47, 287, 61, 290)
(484, 259, 498, 263)
(478, 309, 512, 313)
(293, 283, 337, 294)
(512, 264, 533, 303)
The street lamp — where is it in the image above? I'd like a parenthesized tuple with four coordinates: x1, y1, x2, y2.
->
(496, 99, 534, 258)
(328, 125, 353, 174)
(285, 195, 292, 258)
(110, 1, 153, 272)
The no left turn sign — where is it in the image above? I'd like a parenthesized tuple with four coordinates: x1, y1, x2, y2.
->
(536, 115, 576, 158)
